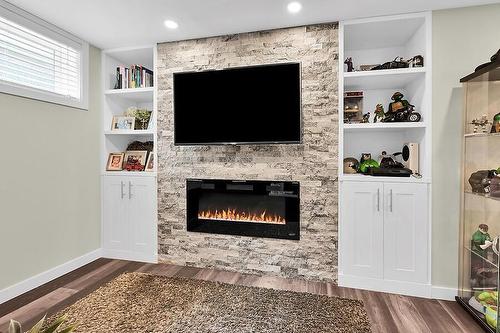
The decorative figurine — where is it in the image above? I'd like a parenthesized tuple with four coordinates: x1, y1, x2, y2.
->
(472, 224, 493, 257)
(344, 57, 354, 72)
(491, 112, 500, 133)
(378, 151, 405, 169)
(408, 55, 424, 68)
(343, 157, 359, 174)
(361, 112, 370, 123)
(358, 153, 380, 174)
(469, 224, 498, 290)
(469, 169, 497, 194)
(383, 92, 421, 122)
(373, 104, 385, 123)
(471, 114, 490, 133)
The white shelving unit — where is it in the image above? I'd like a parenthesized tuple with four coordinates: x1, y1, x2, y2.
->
(100, 46, 158, 263)
(101, 46, 157, 176)
(338, 12, 433, 298)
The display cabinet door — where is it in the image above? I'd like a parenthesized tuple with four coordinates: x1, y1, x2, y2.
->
(383, 183, 428, 283)
(342, 181, 384, 279)
(102, 176, 129, 251)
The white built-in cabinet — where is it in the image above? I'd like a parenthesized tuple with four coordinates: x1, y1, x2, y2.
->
(342, 181, 429, 280)
(102, 176, 157, 262)
(101, 46, 158, 263)
(338, 12, 433, 298)
(340, 181, 430, 296)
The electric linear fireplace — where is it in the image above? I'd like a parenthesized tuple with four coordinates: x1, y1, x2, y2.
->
(186, 179, 300, 240)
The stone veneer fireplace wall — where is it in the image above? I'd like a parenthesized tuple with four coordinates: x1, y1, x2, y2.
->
(157, 23, 339, 282)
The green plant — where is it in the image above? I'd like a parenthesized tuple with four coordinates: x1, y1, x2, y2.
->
(8, 315, 75, 333)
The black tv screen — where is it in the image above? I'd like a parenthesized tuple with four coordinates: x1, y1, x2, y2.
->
(173, 63, 301, 145)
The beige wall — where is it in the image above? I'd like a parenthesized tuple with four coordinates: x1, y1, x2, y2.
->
(0, 46, 102, 289)
(432, 4, 500, 289)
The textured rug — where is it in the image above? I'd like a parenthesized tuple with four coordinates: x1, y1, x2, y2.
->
(53, 272, 372, 333)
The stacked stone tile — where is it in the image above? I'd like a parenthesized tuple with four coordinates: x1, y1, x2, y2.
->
(157, 23, 339, 282)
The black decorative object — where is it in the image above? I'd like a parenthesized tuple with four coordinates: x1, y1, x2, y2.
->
(409, 55, 424, 68)
(361, 112, 370, 123)
(126, 141, 154, 152)
(344, 57, 354, 72)
(475, 49, 500, 72)
(378, 151, 405, 169)
(371, 57, 409, 71)
(383, 92, 421, 122)
(468, 170, 497, 194)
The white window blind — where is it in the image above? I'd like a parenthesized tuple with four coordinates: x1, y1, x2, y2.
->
(0, 0, 88, 109)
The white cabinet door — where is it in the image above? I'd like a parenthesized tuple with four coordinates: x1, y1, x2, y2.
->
(342, 181, 384, 278)
(127, 177, 157, 256)
(103, 177, 129, 251)
(383, 183, 428, 283)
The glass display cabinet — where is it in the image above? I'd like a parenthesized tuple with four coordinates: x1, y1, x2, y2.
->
(457, 58, 500, 333)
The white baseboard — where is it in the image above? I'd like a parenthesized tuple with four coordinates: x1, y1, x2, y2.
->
(101, 249, 157, 264)
(0, 249, 102, 305)
(338, 273, 432, 298)
(431, 285, 457, 301)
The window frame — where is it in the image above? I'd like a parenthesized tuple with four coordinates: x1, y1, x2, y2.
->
(0, 0, 89, 110)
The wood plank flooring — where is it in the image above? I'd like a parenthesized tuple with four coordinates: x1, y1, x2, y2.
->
(0, 259, 484, 333)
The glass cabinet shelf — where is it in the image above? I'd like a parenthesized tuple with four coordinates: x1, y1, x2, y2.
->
(465, 191, 500, 202)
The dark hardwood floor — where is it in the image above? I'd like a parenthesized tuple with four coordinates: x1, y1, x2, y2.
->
(0, 259, 484, 333)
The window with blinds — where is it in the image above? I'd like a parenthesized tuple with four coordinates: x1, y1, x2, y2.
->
(0, 1, 88, 109)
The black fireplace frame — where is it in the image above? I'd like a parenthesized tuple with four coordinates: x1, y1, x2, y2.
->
(186, 179, 300, 240)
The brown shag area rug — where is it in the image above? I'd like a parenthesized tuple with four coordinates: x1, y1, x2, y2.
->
(54, 272, 372, 333)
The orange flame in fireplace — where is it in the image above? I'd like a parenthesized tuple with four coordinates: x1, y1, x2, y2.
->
(198, 208, 286, 224)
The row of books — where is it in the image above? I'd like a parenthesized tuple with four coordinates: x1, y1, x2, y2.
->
(115, 65, 153, 89)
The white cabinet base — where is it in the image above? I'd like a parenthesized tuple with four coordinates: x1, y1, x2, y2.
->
(102, 175, 157, 263)
(339, 180, 430, 298)
(338, 273, 432, 298)
(102, 249, 157, 263)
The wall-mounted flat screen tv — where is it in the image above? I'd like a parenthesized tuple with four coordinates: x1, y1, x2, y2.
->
(173, 63, 301, 145)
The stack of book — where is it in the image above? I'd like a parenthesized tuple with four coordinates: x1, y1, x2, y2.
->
(115, 65, 153, 89)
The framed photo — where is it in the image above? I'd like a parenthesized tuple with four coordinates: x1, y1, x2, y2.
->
(106, 152, 125, 171)
(111, 116, 135, 130)
(123, 150, 148, 171)
(145, 152, 155, 172)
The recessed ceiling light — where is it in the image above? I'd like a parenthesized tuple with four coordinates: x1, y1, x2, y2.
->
(164, 20, 179, 29)
(287, 2, 302, 14)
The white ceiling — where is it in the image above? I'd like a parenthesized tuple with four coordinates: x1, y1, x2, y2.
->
(7, 0, 500, 49)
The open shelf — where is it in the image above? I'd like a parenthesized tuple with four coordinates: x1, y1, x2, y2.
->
(104, 87, 154, 102)
(344, 122, 426, 131)
(465, 191, 500, 202)
(465, 246, 498, 268)
(340, 173, 431, 184)
(104, 129, 155, 136)
(465, 132, 500, 138)
(102, 46, 157, 175)
(344, 67, 426, 90)
(102, 171, 157, 177)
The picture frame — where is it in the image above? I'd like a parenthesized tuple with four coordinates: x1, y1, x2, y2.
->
(106, 152, 125, 171)
(145, 152, 155, 172)
(123, 150, 148, 171)
(111, 116, 135, 130)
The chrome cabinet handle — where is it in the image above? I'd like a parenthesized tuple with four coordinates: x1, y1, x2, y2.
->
(129, 181, 133, 199)
(390, 189, 393, 212)
(120, 181, 125, 199)
(377, 189, 380, 212)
